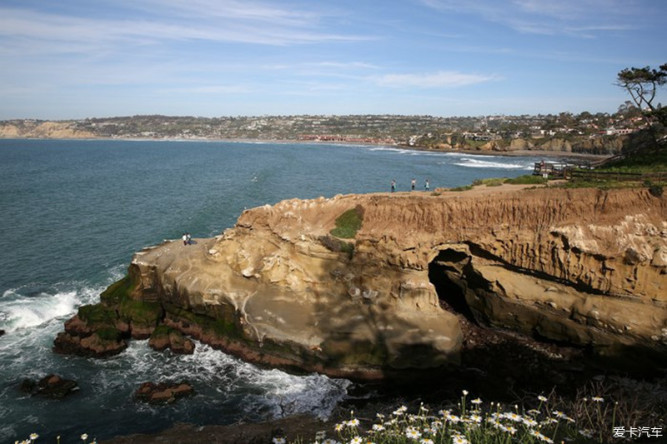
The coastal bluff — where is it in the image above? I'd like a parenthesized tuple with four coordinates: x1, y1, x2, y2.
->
(55, 187, 667, 379)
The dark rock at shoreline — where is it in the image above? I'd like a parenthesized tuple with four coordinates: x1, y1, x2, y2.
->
(148, 325, 195, 354)
(53, 327, 128, 358)
(0, 329, 5, 337)
(20, 374, 79, 399)
(101, 414, 329, 444)
(134, 381, 194, 404)
(53, 276, 163, 358)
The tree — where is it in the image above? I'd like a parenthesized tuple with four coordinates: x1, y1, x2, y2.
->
(616, 63, 667, 124)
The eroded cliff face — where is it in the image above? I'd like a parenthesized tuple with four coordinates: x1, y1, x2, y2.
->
(0, 121, 95, 139)
(57, 186, 667, 379)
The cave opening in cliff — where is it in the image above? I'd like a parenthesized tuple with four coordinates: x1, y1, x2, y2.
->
(428, 249, 476, 322)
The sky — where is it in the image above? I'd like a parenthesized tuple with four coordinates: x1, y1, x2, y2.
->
(1, 0, 665, 119)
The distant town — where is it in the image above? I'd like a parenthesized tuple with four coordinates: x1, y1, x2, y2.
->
(0, 108, 647, 154)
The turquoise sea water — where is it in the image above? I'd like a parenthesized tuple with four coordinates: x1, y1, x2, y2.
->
(0, 139, 544, 442)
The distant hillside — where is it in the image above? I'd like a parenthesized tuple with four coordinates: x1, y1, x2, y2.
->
(0, 114, 643, 155)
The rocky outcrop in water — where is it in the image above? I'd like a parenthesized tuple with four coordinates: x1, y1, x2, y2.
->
(56, 186, 667, 379)
(135, 381, 194, 404)
(20, 374, 79, 399)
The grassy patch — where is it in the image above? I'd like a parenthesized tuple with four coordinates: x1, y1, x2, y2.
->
(505, 174, 548, 185)
(450, 185, 473, 192)
(330, 206, 363, 239)
(599, 146, 667, 173)
(473, 177, 506, 187)
(557, 178, 645, 190)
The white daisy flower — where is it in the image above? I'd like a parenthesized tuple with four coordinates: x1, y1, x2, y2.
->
(405, 427, 421, 440)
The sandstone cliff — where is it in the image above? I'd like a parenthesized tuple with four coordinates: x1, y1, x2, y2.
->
(56, 186, 667, 379)
(0, 121, 95, 139)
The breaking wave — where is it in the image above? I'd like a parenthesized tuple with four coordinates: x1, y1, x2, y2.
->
(107, 340, 351, 420)
(453, 157, 533, 170)
(0, 283, 102, 333)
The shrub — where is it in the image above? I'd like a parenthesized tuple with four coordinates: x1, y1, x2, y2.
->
(473, 177, 506, 187)
(319, 235, 355, 259)
(648, 183, 663, 197)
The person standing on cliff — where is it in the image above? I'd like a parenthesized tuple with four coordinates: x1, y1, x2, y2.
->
(411, 178, 416, 191)
(425, 179, 430, 191)
(391, 179, 396, 192)
(182, 233, 188, 246)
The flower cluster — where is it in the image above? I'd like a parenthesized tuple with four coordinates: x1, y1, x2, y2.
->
(293, 391, 610, 444)
(15, 432, 96, 444)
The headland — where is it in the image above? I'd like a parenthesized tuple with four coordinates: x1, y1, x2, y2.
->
(55, 184, 666, 382)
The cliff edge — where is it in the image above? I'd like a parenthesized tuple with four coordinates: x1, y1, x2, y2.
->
(56, 186, 667, 379)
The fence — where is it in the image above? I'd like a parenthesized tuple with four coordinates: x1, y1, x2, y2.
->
(565, 169, 667, 182)
(533, 162, 666, 182)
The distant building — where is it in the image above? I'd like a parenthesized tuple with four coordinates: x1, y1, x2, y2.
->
(604, 127, 635, 136)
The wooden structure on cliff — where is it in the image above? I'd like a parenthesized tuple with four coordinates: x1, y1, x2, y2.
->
(533, 161, 572, 178)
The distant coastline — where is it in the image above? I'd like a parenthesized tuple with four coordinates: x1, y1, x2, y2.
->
(0, 114, 630, 158)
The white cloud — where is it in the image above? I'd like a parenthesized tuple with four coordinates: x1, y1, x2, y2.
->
(263, 61, 379, 71)
(160, 85, 253, 94)
(0, 3, 369, 53)
(420, 0, 642, 37)
(375, 71, 498, 88)
(126, 0, 320, 27)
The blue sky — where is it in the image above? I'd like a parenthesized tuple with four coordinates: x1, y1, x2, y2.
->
(1, 0, 665, 119)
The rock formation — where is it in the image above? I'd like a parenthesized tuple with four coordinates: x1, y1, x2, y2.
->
(20, 374, 79, 399)
(56, 186, 667, 379)
(134, 381, 194, 404)
(148, 325, 195, 354)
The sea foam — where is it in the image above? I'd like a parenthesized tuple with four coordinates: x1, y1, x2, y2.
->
(453, 157, 531, 170)
(0, 290, 78, 332)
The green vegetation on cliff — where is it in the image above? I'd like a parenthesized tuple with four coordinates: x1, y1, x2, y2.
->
(164, 303, 241, 339)
(599, 145, 667, 173)
(78, 304, 116, 327)
(100, 274, 136, 305)
(330, 207, 363, 239)
(504, 175, 549, 185)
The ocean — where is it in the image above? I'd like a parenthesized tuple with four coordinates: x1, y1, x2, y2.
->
(0, 138, 544, 442)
